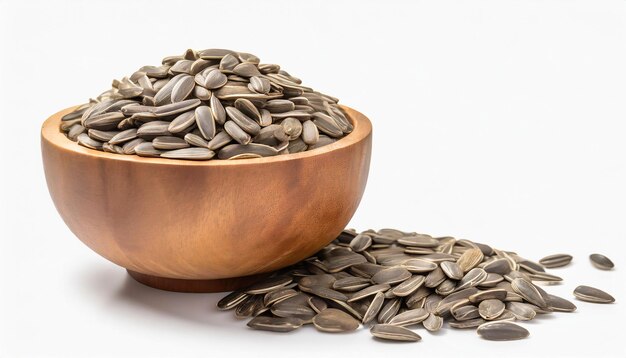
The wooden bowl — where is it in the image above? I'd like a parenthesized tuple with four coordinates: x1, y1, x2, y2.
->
(41, 105, 372, 292)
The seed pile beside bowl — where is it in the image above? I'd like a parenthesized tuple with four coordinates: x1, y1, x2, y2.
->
(60, 48, 352, 160)
(220, 228, 617, 342)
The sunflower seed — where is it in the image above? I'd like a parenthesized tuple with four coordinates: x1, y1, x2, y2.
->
(300, 120, 320, 145)
(218, 143, 279, 159)
(451, 304, 480, 321)
(370, 324, 421, 342)
(108, 128, 138, 145)
(511, 278, 548, 308)
(312, 112, 343, 138)
(203, 69, 228, 89)
(271, 301, 315, 321)
(247, 316, 303, 332)
(87, 129, 119, 142)
(299, 274, 336, 291)
(573, 285, 615, 303)
(332, 276, 371, 292)
(372, 267, 412, 285)
(376, 298, 401, 324)
(217, 291, 249, 310)
(589, 253, 614, 270)
(422, 313, 443, 332)
(207, 131, 233, 151)
(266, 99, 295, 113)
(168, 111, 196, 133)
(280, 117, 303, 140)
(191, 106, 215, 140)
(539, 254, 572, 268)
(456, 268, 488, 291)
(348, 284, 391, 302)
(392, 275, 425, 297)
(397, 235, 439, 247)
(170, 75, 195, 102)
(388, 308, 429, 326)
(402, 259, 438, 273)
(153, 73, 185, 105)
(362, 292, 385, 324)
(77, 133, 102, 150)
(152, 136, 189, 150)
(264, 288, 298, 306)
(519, 259, 545, 273)
(449, 318, 486, 329)
(223, 121, 251, 145)
(506, 302, 537, 320)
(529, 272, 563, 283)
(83, 111, 125, 130)
(440, 261, 463, 280)
(193, 86, 211, 100)
(468, 289, 507, 304)
(234, 98, 262, 123)
(545, 294, 577, 312)
(102, 142, 124, 154)
(477, 321, 529, 341)
(136, 121, 171, 139)
(347, 234, 371, 253)
(312, 308, 359, 333)
(219, 53, 240, 71)
(249, 76, 271, 94)
(324, 253, 368, 273)
(160, 147, 215, 160)
(225, 107, 261, 135)
(457, 248, 484, 272)
(308, 286, 348, 302)
(134, 142, 161, 157)
(233, 62, 261, 77)
(121, 138, 145, 154)
(425, 267, 447, 288)
(243, 276, 292, 295)
(478, 299, 505, 320)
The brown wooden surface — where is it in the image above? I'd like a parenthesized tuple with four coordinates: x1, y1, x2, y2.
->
(41, 105, 372, 292)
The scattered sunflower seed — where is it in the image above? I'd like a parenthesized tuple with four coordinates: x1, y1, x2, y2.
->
(539, 254, 573, 268)
(247, 316, 303, 333)
(589, 254, 614, 270)
(370, 324, 421, 342)
(573, 285, 615, 304)
(312, 308, 360, 333)
(216, 228, 615, 343)
(477, 321, 529, 341)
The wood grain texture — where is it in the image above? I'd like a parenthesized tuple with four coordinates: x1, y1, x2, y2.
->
(41, 105, 372, 292)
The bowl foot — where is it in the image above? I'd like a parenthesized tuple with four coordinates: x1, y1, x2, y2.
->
(126, 270, 270, 293)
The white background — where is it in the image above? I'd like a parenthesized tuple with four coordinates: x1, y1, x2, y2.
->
(1, 0, 625, 357)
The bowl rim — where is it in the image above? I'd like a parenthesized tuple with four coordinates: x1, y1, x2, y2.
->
(41, 104, 372, 167)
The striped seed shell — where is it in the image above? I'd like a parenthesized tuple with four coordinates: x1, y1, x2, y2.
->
(370, 324, 421, 342)
(573, 285, 615, 303)
(539, 254, 572, 268)
(170, 75, 195, 102)
(312, 308, 359, 333)
(589, 254, 614, 270)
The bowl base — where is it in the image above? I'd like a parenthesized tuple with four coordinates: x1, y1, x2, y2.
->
(127, 270, 270, 293)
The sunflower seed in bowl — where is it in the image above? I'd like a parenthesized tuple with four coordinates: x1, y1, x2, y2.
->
(61, 48, 352, 160)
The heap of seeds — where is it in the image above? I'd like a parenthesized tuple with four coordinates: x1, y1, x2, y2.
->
(218, 228, 616, 342)
(60, 49, 352, 160)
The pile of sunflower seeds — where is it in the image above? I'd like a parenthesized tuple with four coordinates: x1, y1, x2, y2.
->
(218, 228, 616, 342)
(60, 49, 352, 160)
